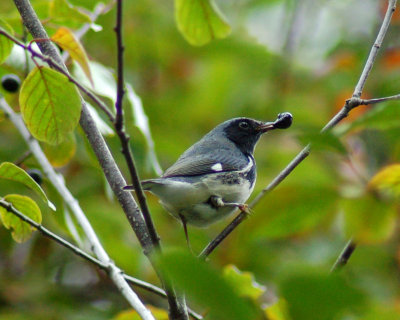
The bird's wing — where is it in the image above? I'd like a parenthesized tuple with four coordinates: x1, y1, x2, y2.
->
(162, 153, 251, 178)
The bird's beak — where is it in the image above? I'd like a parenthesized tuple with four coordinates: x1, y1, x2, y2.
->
(258, 121, 276, 133)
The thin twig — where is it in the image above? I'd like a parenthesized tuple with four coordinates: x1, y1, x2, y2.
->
(0, 199, 109, 268)
(114, 0, 124, 131)
(14, 150, 32, 166)
(112, 0, 161, 251)
(0, 198, 202, 320)
(200, 0, 397, 259)
(198, 210, 248, 259)
(359, 94, 400, 105)
(353, 0, 397, 98)
(330, 239, 357, 272)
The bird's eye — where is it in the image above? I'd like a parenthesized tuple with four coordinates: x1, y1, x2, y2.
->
(238, 121, 250, 130)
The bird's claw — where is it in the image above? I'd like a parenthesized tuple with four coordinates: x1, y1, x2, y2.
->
(238, 203, 252, 215)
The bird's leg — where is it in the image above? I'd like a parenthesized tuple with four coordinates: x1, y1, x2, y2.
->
(209, 196, 251, 214)
(178, 214, 193, 253)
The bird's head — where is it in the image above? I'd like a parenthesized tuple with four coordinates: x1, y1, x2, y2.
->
(219, 113, 292, 154)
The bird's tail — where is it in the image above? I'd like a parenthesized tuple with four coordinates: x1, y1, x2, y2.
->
(123, 179, 161, 192)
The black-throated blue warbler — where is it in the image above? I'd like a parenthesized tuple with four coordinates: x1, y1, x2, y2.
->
(124, 113, 292, 242)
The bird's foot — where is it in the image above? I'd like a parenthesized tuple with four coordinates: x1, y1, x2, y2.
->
(179, 214, 194, 255)
(209, 196, 251, 215)
(237, 203, 252, 215)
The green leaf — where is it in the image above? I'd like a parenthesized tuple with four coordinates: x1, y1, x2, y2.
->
(0, 162, 55, 210)
(43, 132, 76, 168)
(0, 18, 14, 64)
(158, 249, 260, 320)
(49, 0, 91, 29)
(19, 66, 81, 145)
(341, 194, 396, 244)
(253, 185, 337, 239)
(280, 270, 366, 320)
(175, 0, 231, 46)
(0, 194, 42, 243)
(223, 265, 265, 301)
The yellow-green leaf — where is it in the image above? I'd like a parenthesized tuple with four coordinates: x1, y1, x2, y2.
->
(0, 18, 14, 64)
(264, 299, 291, 320)
(223, 265, 265, 301)
(0, 162, 55, 210)
(43, 132, 76, 168)
(51, 27, 93, 85)
(368, 164, 400, 199)
(0, 194, 42, 243)
(19, 66, 81, 145)
(175, 0, 231, 46)
(341, 194, 396, 244)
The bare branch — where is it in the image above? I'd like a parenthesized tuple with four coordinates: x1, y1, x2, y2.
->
(200, 0, 398, 259)
(0, 199, 109, 269)
(114, 0, 125, 131)
(358, 94, 400, 106)
(330, 239, 357, 272)
(353, 0, 397, 98)
(113, 0, 161, 251)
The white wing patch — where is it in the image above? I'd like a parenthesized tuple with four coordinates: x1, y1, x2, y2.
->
(211, 163, 223, 172)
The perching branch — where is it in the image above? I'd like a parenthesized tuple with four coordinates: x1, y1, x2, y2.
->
(200, 0, 398, 259)
(0, 198, 202, 320)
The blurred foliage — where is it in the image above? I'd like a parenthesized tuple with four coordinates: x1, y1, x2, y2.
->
(1, 0, 400, 319)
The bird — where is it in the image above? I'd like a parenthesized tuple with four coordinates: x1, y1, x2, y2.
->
(124, 112, 292, 245)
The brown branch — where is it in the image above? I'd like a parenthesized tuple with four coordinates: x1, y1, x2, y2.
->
(112, 0, 161, 251)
